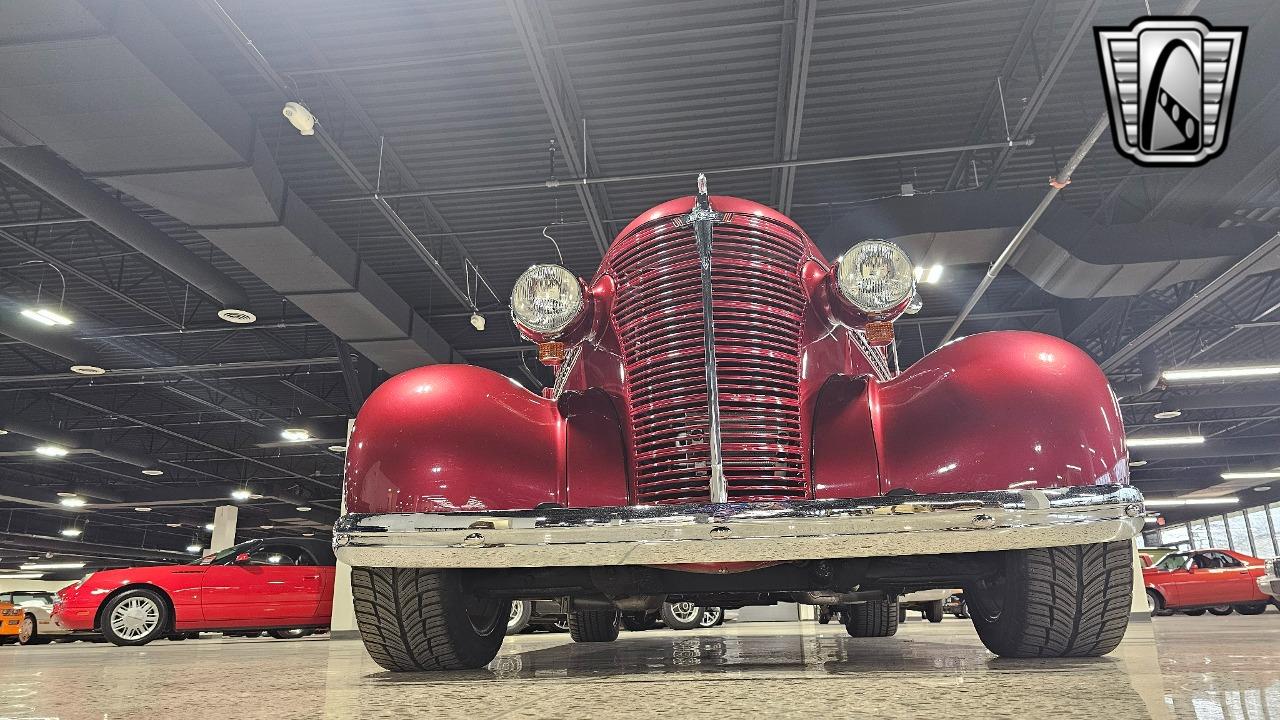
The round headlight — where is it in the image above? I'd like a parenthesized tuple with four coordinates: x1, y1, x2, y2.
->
(835, 240, 915, 314)
(511, 264, 584, 336)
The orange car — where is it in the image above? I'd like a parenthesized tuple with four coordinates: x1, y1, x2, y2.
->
(0, 600, 21, 644)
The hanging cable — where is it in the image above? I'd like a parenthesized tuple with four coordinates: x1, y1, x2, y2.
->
(542, 226, 565, 265)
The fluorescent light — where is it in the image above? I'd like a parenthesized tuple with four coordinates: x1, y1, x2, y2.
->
(295, 506, 312, 512)
(60, 527, 82, 537)
(58, 496, 86, 507)
(260, 525, 274, 530)
(1255, 486, 1272, 492)
(1220, 470, 1280, 480)
(281, 428, 311, 442)
(166, 523, 182, 528)
(230, 488, 252, 501)
(186, 544, 202, 553)
(0, 572, 44, 580)
(134, 507, 151, 512)
(21, 308, 73, 326)
(35, 445, 70, 457)
(1162, 365, 1280, 382)
(913, 265, 944, 284)
(19, 562, 84, 570)
(1144, 497, 1239, 507)
(1130, 460, 1148, 467)
(142, 469, 164, 476)
(1126, 436, 1204, 447)
(70, 365, 106, 376)
(1152, 410, 1182, 420)
(327, 445, 347, 453)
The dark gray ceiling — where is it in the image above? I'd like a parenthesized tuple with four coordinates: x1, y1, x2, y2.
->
(1, 0, 1279, 570)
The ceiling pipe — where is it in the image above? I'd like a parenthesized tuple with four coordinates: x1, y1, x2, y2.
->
(325, 138, 1036, 204)
(938, 0, 1201, 348)
(0, 146, 255, 323)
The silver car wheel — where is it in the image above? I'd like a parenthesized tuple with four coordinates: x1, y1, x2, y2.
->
(18, 615, 35, 644)
(109, 596, 160, 640)
(669, 602, 700, 624)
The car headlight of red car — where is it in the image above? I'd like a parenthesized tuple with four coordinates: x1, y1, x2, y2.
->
(834, 240, 916, 316)
(511, 263, 585, 337)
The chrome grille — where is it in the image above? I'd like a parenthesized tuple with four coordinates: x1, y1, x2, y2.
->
(610, 217, 808, 504)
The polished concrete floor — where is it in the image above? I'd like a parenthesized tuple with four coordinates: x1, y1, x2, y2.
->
(1, 611, 1277, 719)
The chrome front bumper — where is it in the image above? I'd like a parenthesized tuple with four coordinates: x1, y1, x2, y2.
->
(333, 485, 1144, 569)
(1259, 576, 1280, 600)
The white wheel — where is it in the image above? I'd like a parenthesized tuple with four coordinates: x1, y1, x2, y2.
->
(660, 602, 703, 630)
(101, 589, 169, 646)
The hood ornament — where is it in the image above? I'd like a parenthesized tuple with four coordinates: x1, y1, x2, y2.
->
(686, 174, 727, 504)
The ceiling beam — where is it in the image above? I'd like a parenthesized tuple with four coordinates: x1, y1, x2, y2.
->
(773, 0, 817, 215)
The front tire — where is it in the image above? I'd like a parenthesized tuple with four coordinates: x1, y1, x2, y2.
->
(660, 602, 703, 630)
(101, 588, 170, 647)
(844, 600, 899, 637)
(1183, 609, 1207, 616)
(351, 567, 508, 672)
(506, 600, 533, 635)
(1207, 605, 1233, 616)
(1234, 603, 1268, 615)
(968, 541, 1132, 658)
(568, 610, 620, 642)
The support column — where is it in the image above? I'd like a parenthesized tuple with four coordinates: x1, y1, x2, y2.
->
(210, 505, 238, 553)
(330, 419, 357, 637)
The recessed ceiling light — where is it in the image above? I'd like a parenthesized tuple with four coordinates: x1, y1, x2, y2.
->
(295, 506, 311, 512)
(70, 365, 106, 376)
(1254, 486, 1272, 492)
(134, 507, 152, 512)
(1130, 460, 1148, 467)
(166, 523, 182, 528)
(58, 496, 86, 508)
(1152, 410, 1182, 420)
(302, 532, 315, 537)
(260, 525, 275, 530)
(1162, 365, 1280, 382)
(19, 561, 84, 570)
(35, 445, 70, 457)
(60, 527, 82, 538)
(1221, 470, 1280, 480)
(1126, 436, 1205, 448)
(281, 428, 311, 442)
(141, 469, 164, 476)
(56, 491, 77, 498)
(230, 488, 252, 501)
(186, 544, 203, 553)
(217, 308, 257, 324)
(204, 523, 215, 532)
(1144, 497, 1239, 507)
(21, 307, 73, 326)
(327, 445, 347, 453)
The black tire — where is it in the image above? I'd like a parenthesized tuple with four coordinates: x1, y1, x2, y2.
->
(568, 610, 620, 642)
(351, 567, 509, 672)
(1182, 609, 1207, 616)
(100, 587, 170, 647)
(1146, 590, 1164, 615)
(268, 629, 314, 640)
(660, 602, 703, 630)
(1207, 605, 1234, 616)
(817, 606, 832, 624)
(844, 600, 899, 638)
(968, 541, 1132, 658)
(506, 601, 533, 635)
(697, 607, 724, 628)
(621, 612, 653, 632)
(898, 605, 908, 623)
(18, 614, 49, 646)
(925, 599, 945, 623)
(1234, 603, 1268, 616)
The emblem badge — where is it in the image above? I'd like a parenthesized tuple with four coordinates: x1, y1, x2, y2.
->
(1095, 17, 1245, 166)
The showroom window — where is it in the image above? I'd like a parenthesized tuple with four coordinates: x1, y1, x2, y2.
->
(1160, 524, 1190, 548)
(1189, 519, 1211, 550)
(1247, 508, 1276, 558)
(1207, 516, 1229, 547)
(1226, 511, 1252, 554)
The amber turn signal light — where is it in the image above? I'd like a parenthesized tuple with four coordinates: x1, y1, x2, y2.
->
(863, 321, 895, 347)
(537, 341, 567, 367)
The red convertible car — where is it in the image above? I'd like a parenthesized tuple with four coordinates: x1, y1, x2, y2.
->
(1144, 548, 1276, 616)
(52, 538, 335, 646)
(334, 179, 1144, 671)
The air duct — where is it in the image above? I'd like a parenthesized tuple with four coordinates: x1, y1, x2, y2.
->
(1110, 349, 1161, 399)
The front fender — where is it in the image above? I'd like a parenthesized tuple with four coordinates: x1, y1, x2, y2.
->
(875, 331, 1128, 494)
(344, 365, 564, 513)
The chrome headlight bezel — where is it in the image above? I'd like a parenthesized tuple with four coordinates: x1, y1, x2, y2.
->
(834, 240, 916, 316)
(510, 264, 585, 338)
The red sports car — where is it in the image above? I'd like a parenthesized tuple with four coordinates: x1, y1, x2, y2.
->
(1143, 548, 1276, 616)
(52, 538, 335, 646)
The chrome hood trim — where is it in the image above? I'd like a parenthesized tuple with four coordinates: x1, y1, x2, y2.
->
(334, 485, 1145, 570)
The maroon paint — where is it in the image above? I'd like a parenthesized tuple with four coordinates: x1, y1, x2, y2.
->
(344, 195, 1128, 520)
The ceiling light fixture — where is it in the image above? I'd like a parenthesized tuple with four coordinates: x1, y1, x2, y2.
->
(1220, 470, 1280, 480)
(1162, 365, 1280, 382)
(166, 523, 182, 528)
(0, 429, 8, 435)
(60, 527, 82, 538)
(470, 312, 486, 331)
(58, 496, 86, 508)
(260, 524, 275, 530)
(204, 523, 215, 532)
(1130, 460, 1148, 467)
(230, 488, 252, 501)
(295, 506, 312, 512)
(134, 507, 152, 512)
(186, 544, 203, 553)
(913, 265, 944, 284)
(282, 101, 316, 136)
(1152, 410, 1182, 420)
(35, 445, 70, 457)
(0, 572, 43, 580)
(217, 308, 258, 325)
(327, 445, 347, 453)
(1255, 486, 1272, 492)
(281, 428, 311, 442)
(19, 561, 84, 570)
(20, 308, 73, 326)
(1126, 436, 1205, 448)
(70, 364, 106, 376)
(141, 469, 164, 476)
(1144, 497, 1240, 507)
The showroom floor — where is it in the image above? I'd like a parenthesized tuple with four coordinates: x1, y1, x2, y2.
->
(2, 614, 1277, 719)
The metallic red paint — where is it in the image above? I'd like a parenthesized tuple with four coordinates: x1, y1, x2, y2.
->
(344, 195, 1127, 520)
(1143, 548, 1272, 610)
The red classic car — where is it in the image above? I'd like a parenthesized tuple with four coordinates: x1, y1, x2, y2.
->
(52, 538, 335, 646)
(1143, 548, 1276, 615)
(334, 179, 1144, 671)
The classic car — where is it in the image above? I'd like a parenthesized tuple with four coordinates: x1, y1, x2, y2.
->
(0, 599, 20, 644)
(52, 538, 336, 646)
(0, 591, 70, 645)
(1144, 548, 1275, 615)
(1260, 557, 1280, 603)
(334, 178, 1144, 672)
